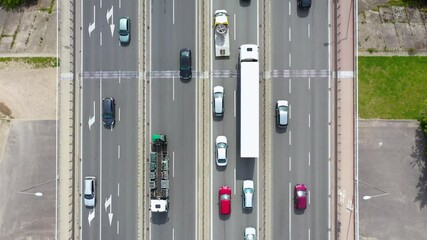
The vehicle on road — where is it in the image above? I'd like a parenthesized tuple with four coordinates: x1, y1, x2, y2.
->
(294, 184, 308, 209)
(213, 10, 230, 57)
(275, 100, 289, 128)
(239, 44, 259, 158)
(118, 17, 130, 44)
(215, 136, 228, 166)
(150, 134, 170, 213)
(213, 86, 224, 117)
(242, 180, 254, 209)
(297, 0, 311, 9)
(179, 48, 192, 80)
(244, 227, 256, 240)
(219, 186, 231, 215)
(102, 97, 115, 128)
(84, 176, 96, 208)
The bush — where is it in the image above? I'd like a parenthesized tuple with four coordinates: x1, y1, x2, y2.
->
(0, 0, 36, 10)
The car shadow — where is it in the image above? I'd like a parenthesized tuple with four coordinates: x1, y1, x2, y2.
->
(151, 212, 169, 224)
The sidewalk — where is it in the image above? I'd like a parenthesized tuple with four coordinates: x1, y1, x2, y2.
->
(333, 0, 356, 239)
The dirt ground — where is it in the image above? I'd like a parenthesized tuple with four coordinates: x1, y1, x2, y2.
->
(0, 61, 56, 161)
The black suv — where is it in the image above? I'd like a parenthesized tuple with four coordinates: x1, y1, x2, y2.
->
(102, 97, 115, 128)
(180, 48, 192, 80)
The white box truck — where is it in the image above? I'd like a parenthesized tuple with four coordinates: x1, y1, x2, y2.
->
(214, 10, 230, 57)
(239, 44, 259, 158)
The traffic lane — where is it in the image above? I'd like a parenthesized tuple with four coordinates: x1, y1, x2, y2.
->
(151, 0, 195, 71)
(307, 77, 329, 239)
(167, 76, 197, 240)
(271, 76, 291, 240)
(81, 77, 101, 239)
(114, 77, 139, 239)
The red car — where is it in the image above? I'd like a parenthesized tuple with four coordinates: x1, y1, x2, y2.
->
(294, 184, 307, 209)
(219, 186, 231, 215)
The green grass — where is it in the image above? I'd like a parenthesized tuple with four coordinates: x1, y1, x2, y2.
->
(358, 56, 427, 119)
(0, 57, 58, 68)
(377, 0, 427, 11)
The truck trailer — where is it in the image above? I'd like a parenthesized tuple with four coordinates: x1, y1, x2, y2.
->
(149, 134, 169, 213)
(239, 44, 259, 158)
(213, 10, 230, 57)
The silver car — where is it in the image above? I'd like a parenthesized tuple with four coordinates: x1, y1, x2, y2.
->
(118, 17, 130, 44)
(215, 136, 228, 166)
(275, 100, 289, 128)
(213, 86, 224, 117)
(242, 180, 254, 209)
(84, 176, 96, 208)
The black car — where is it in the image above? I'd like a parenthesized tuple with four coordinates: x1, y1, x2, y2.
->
(102, 97, 115, 128)
(297, 0, 311, 9)
(180, 48, 192, 80)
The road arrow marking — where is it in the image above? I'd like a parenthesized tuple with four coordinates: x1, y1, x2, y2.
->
(88, 209, 95, 226)
(106, 6, 115, 37)
(104, 195, 114, 226)
(88, 6, 96, 37)
(88, 101, 96, 130)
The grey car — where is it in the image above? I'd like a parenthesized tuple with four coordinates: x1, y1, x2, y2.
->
(84, 176, 96, 208)
(275, 100, 289, 128)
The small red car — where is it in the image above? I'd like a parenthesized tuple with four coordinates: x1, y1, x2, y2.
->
(219, 186, 231, 215)
(294, 184, 307, 209)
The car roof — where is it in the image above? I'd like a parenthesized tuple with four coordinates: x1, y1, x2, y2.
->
(119, 17, 128, 29)
(216, 136, 227, 144)
(213, 86, 224, 93)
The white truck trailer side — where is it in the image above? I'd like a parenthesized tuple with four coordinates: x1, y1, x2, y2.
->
(239, 44, 259, 158)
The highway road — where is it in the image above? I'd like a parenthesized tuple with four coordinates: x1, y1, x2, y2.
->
(270, 0, 330, 239)
(80, 0, 139, 238)
(149, 0, 197, 239)
(211, 1, 259, 240)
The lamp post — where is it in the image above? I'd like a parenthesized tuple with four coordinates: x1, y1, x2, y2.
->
(362, 192, 389, 200)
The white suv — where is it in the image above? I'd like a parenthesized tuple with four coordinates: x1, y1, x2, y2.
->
(213, 86, 224, 117)
(84, 176, 96, 208)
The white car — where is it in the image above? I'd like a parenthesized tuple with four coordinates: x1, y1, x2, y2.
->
(84, 176, 96, 208)
(215, 136, 228, 166)
(276, 100, 289, 128)
(213, 86, 224, 117)
(244, 227, 256, 240)
(242, 180, 254, 209)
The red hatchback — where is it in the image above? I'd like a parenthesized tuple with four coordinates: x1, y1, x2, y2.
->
(219, 186, 231, 215)
(294, 184, 308, 209)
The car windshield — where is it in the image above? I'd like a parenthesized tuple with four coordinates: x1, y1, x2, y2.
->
(85, 193, 93, 199)
(244, 188, 254, 194)
(220, 194, 230, 200)
(103, 113, 112, 119)
(279, 105, 288, 112)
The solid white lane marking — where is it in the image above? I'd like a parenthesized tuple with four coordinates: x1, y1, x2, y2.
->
(100, 0, 102, 8)
(289, 79, 291, 94)
(117, 183, 120, 196)
(172, 0, 175, 24)
(289, 1, 291, 15)
(289, 53, 292, 67)
(172, 228, 175, 240)
(234, 168, 236, 195)
(172, 151, 175, 178)
(289, 156, 292, 172)
(289, 182, 292, 240)
(308, 24, 311, 38)
(308, 77, 311, 90)
(119, 0, 121, 8)
(309, 190, 311, 205)
(289, 104, 291, 120)
(309, 228, 311, 240)
(234, 90, 236, 117)
(289, 27, 291, 42)
(100, 31, 102, 46)
(99, 76, 103, 238)
(308, 152, 311, 166)
(308, 113, 311, 128)
(119, 108, 121, 122)
(289, 131, 292, 146)
(118, 145, 120, 159)
(234, 14, 236, 41)
(173, 77, 175, 101)
(117, 221, 119, 234)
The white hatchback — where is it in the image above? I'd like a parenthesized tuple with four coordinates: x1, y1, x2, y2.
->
(242, 180, 254, 209)
(215, 136, 228, 166)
